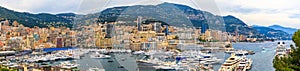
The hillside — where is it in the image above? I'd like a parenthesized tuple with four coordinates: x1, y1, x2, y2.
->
(223, 15, 259, 35)
(97, 2, 258, 35)
(268, 25, 298, 35)
(253, 26, 291, 40)
(0, 3, 259, 36)
(0, 6, 73, 28)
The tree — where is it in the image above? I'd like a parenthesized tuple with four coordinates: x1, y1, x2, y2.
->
(290, 44, 295, 51)
(273, 30, 300, 71)
(0, 67, 9, 71)
(198, 37, 206, 42)
(293, 30, 300, 47)
(174, 35, 179, 39)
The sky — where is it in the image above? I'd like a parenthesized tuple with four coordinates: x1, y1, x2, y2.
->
(0, 0, 299, 29)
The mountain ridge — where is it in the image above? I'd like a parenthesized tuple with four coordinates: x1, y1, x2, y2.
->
(268, 25, 298, 34)
(97, 2, 259, 35)
(0, 6, 72, 28)
(252, 25, 292, 40)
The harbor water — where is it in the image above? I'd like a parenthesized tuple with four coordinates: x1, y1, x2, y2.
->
(231, 41, 293, 71)
(214, 41, 294, 71)
(74, 41, 294, 71)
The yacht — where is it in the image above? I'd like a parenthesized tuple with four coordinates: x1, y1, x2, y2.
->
(8, 64, 19, 68)
(0, 60, 8, 64)
(39, 56, 50, 62)
(59, 61, 79, 69)
(121, 58, 126, 61)
(235, 56, 252, 71)
(137, 59, 159, 67)
(136, 58, 164, 68)
(133, 51, 145, 55)
(219, 54, 241, 71)
(72, 55, 81, 59)
(90, 52, 111, 59)
(225, 50, 235, 54)
(154, 66, 176, 70)
(276, 41, 287, 57)
(49, 55, 57, 61)
(198, 53, 222, 64)
(203, 57, 223, 64)
(3, 62, 15, 66)
(88, 67, 105, 71)
(235, 50, 248, 56)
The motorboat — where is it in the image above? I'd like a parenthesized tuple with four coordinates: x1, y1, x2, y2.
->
(8, 64, 19, 68)
(118, 65, 124, 68)
(108, 60, 113, 62)
(0, 60, 8, 64)
(121, 58, 126, 61)
(3, 62, 16, 66)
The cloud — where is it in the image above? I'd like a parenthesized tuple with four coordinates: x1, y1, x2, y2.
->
(289, 14, 300, 19)
(0, 0, 221, 14)
(215, 0, 300, 29)
(0, 0, 81, 14)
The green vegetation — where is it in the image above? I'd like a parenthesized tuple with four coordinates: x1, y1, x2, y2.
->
(198, 37, 207, 42)
(273, 30, 300, 71)
(0, 7, 73, 28)
(0, 67, 16, 71)
(174, 36, 179, 39)
(0, 67, 9, 71)
(292, 30, 300, 47)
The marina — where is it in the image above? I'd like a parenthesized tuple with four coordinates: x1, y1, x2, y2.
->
(0, 41, 294, 71)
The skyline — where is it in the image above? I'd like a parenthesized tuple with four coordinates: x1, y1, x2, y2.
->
(0, 0, 299, 29)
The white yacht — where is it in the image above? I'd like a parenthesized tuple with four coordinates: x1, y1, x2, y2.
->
(90, 52, 111, 59)
(0, 60, 8, 64)
(225, 50, 235, 54)
(133, 51, 145, 55)
(59, 61, 79, 69)
(154, 66, 176, 70)
(198, 53, 222, 64)
(235, 50, 248, 56)
(235, 56, 252, 71)
(219, 54, 241, 71)
(276, 41, 287, 57)
(3, 62, 16, 66)
(88, 67, 105, 71)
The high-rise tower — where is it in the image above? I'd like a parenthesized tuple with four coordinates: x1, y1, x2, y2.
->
(137, 16, 143, 31)
(105, 24, 115, 38)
